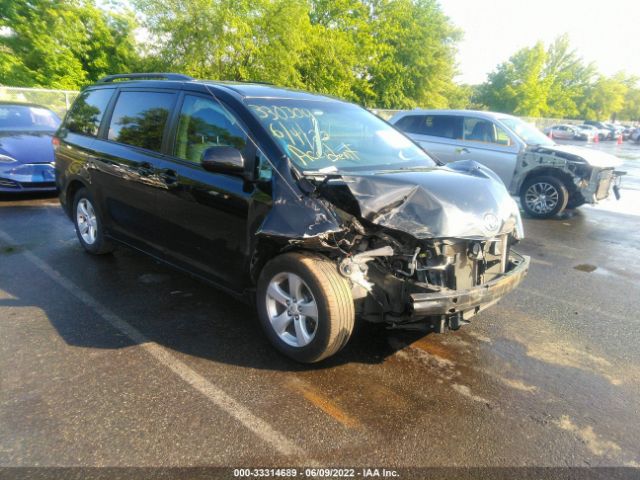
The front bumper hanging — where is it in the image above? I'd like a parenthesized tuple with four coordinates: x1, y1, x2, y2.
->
(410, 252, 530, 318)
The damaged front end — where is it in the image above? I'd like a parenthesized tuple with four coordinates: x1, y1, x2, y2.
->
(256, 159, 530, 332)
(338, 232, 529, 331)
(513, 144, 625, 204)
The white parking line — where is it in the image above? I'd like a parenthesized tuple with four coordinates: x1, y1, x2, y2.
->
(0, 230, 308, 461)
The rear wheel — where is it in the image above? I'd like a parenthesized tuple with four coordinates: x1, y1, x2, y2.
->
(73, 188, 113, 254)
(520, 175, 569, 219)
(257, 252, 355, 363)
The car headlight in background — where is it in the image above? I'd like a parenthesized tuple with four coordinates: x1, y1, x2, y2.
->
(0, 154, 17, 164)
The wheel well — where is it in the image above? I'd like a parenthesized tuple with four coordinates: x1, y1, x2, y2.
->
(520, 168, 576, 196)
(248, 237, 334, 286)
(64, 180, 86, 217)
(249, 237, 286, 286)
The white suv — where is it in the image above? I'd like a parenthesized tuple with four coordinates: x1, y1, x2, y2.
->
(390, 110, 624, 218)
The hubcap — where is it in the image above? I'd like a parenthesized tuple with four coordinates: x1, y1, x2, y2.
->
(76, 198, 98, 245)
(525, 182, 559, 214)
(265, 272, 318, 348)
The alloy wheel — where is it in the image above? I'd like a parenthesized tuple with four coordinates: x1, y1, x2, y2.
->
(265, 272, 318, 347)
(524, 182, 559, 215)
(76, 198, 98, 245)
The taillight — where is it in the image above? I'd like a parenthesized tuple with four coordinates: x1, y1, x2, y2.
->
(52, 136, 60, 150)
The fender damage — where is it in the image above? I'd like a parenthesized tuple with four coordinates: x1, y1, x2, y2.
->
(511, 145, 625, 204)
(255, 160, 529, 331)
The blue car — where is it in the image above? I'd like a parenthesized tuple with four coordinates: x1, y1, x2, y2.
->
(0, 101, 61, 192)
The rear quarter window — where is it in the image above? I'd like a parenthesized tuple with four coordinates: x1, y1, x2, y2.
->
(65, 89, 114, 136)
(394, 115, 421, 134)
(400, 115, 463, 140)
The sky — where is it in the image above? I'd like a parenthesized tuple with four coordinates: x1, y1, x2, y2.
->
(439, 0, 640, 85)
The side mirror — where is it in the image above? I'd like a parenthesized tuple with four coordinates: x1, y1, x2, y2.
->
(201, 146, 245, 175)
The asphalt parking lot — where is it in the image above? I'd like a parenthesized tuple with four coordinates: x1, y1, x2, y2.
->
(1, 140, 639, 474)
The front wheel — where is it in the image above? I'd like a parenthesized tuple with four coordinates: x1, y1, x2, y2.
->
(520, 175, 569, 219)
(257, 253, 355, 363)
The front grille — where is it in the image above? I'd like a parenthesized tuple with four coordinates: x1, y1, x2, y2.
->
(0, 178, 19, 189)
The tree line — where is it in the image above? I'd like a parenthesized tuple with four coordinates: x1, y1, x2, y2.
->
(1, 0, 638, 121)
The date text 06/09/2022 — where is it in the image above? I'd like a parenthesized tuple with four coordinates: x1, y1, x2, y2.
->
(233, 467, 400, 478)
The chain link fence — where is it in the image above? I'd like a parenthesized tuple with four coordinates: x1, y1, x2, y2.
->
(0, 86, 79, 118)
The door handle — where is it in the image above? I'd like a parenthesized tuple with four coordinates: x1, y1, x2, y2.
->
(455, 147, 470, 154)
(158, 169, 178, 187)
(138, 162, 154, 176)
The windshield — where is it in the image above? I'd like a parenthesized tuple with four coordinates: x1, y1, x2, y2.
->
(499, 116, 554, 147)
(0, 105, 61, 131)
(246, 98, 436, 172)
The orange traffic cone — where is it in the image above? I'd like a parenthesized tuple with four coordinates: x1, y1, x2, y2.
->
(617, 133, 623, 145)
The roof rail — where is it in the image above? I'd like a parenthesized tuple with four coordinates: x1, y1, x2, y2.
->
(236, 80, 274, 86)
(97, 73, 194, 83)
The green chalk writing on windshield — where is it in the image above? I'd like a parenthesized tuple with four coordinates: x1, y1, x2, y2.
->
(249, 104, 360, 166)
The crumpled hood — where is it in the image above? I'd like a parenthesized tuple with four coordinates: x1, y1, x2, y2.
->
(533, 144, 623, 169)
(0, 130, 55, 164)
(334, 160, 524, 240)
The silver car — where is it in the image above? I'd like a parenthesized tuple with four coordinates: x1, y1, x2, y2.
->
(543, 124, 582, 140)
(390, 110, 624, 218)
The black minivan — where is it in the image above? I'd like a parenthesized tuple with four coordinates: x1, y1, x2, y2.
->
(55, 73, 529, 362)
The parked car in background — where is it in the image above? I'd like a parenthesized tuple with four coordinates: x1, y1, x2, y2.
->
(576, 124, 600, 140)
(0, 101, 61, 192)
(543, 124, 581, 140)
(584, 120, 613, 140)
(631, 127, 640, 144)
(55, 73, 529, 363)
(621, 125, 633, 140)
(544, 124, 593, 141)
(390, 110, 624, 218)
(605, 123, 624, 140)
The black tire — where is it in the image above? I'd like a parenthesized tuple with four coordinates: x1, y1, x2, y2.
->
(72, 187, 114, 255)
(257, 252, 355, 363)
(520, 175, 569, 219)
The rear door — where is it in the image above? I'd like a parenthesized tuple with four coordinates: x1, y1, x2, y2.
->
(393, 114, 464, 163)
(458, 116, 519, 186)
(151, 93, 258, 290)
(90, 89, 177, 252)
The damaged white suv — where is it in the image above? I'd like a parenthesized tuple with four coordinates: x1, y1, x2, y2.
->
(390, 110, 624, 218)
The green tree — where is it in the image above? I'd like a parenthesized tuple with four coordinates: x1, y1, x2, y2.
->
(543, 35, 596, 118)
(619, 84, 640, 121)
(134, 0, 461, 108)
(0, 0, 138, 88)
(477, 42, 549, 116)
(579, 74, 628, 120)
(358, 0, 461, 108)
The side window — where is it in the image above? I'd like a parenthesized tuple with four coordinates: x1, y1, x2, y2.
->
(174, 95, 247, 164)
(107, 91, 175, 153)
(416, 115, 463, 139)
(394, 115, 420, 134)
(463, 117, 512, 146)
(66, 89, 113, 136)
